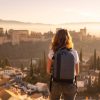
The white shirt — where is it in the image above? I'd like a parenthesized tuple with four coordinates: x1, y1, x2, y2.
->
(48, 49, 79, 64)
(48, 49, 79, 76)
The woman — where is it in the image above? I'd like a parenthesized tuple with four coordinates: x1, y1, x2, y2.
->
(47, 29, 79, 100)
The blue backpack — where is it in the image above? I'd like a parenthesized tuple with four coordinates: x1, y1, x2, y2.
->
(52, 47, 75, 82)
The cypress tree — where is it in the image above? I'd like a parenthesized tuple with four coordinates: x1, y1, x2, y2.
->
(94, 49, 97, 70)
(41, 50, 47, 74)
(5, 30, 8, 36)
(40, 50, 48, 82)
(43, 50, 47, 74)
(98, 72, 100, 91)
(79, 48, 83, 62)
(29, 58, 34, 77)
(4, 58, 10, 66)
(79, 48, 83, 72)
(87, 76, 91, 92)
(21, 63, 24, 71)
(97, 56, 100, 70)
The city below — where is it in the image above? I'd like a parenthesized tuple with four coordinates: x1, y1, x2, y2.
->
(0, 26, 100, 100)
(0, 27, 99, 45)
(0, 0, 100, 99)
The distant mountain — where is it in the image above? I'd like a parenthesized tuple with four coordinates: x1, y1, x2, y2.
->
(0, 19, 27, 24)
(0, 19, 52, 32)
(61, 22, 100, 25)
(0, 19, 100, 36)
(0, 18, 100, 25)
(0, 19, 51, 26)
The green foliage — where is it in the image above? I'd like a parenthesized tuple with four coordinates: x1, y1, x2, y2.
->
(25, 58, 37, 84)
(29, 58, 34, 77)
(79, 48, 83, 72)
(97, 56, 100, 70)
(24, 51, 49, 84)
(79, 48, 83, 62)
(42, 50, 47, 74)
(20, 64, 24, 71)
(88, 49, 99, 70)
(0, 58, 10, 68)
(5, 30, 8, 35)
(97, 72, 100, 90)
(4, 58, 10, 66)
(87, 76, 91, 91)
(39, 50, 49, 83)
(93, 49, 97, 70)
(86, 76, 98, 94)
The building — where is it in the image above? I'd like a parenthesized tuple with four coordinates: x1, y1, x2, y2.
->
(69, 27, 87, 41)
(89, 70, 99, 85)
(56, 28, 62, 32)
(69, 30, 81, 40)
(8, 29, 29, 45)
(80, 27, 87, 36)
(30, 31, 42, 39)
(43, 31, 54, 39)
(79, 27, 87, 40)
(86, 34, 93, 40)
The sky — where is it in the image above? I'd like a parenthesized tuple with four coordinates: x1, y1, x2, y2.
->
(0, 0, 100, 24)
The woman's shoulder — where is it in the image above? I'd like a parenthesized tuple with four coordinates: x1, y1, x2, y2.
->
(70, 49, 78, 55)
(49, 49, 54, 54)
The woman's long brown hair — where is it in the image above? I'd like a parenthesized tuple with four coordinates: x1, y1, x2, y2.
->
(50, 29, 74, 52)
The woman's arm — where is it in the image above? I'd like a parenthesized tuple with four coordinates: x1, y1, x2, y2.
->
(75, 63, 79, 76)
(47, 58, 52, 75)
(47, 49, 54, 75)
(74, 50, 80, 76)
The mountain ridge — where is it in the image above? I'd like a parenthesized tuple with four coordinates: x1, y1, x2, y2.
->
(0, 19, 52, 26)
(0, 18, 100, 25)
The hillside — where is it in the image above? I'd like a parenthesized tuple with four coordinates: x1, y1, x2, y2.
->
(0, 39, 100, 67)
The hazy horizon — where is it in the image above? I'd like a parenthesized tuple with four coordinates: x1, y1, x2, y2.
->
(0, 0, 100, 36)
(0, 19, 100, 37)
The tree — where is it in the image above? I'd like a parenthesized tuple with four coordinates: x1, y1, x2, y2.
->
(79, 48, 83, 62)
(94, 49, 97, 70)
(5, 30, 8, 36)
(0, 59, 6, 68)
(0, 58, 10, 68)
(87, 55, 94, 70)
(97, 72, 100, 92)
(20, 63, 24, 71)
(25, 58, 37, 83)
(39, 50, 49, 82)
(97, 56, 100, 70)
(43, 50, 47, 74)
(4, 58, 10, 66)
(29, 58, 34, 77)
(87, 76, 91, 91)
(79, 48, 83, 72)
